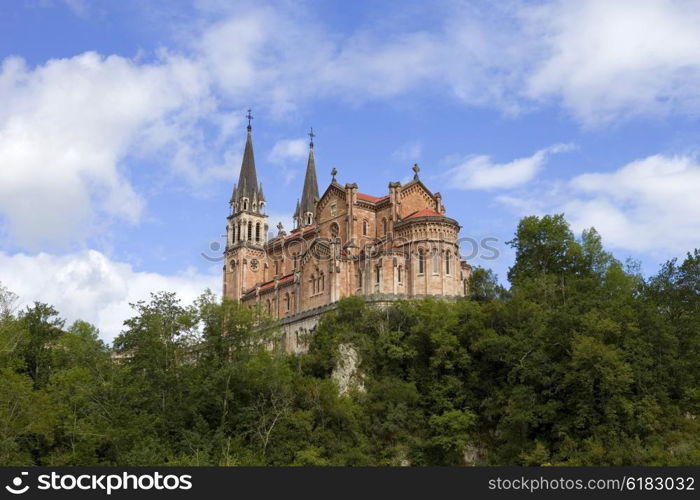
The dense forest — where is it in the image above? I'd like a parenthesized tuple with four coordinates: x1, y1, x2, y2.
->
(0, 214, 698, 466)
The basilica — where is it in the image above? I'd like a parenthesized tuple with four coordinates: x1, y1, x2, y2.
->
(223, 114, 471, 351)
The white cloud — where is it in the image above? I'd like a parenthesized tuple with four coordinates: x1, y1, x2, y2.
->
(525, 0, 700, 124)
(392, 141, 422, 163)
(0, 249, 219, 342)
(268, 138, 307, 164)
(446, 143, 574, 190)
(191, 1, 700, 124)
(498, 154, 700, 254)
(5, 1, 700, 251)
(0, 51, 222, 248)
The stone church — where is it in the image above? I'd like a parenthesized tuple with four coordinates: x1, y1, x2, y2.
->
(223, 115, 471, 352)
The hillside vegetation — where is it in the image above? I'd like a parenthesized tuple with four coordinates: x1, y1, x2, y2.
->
(1, 214, 698, 465)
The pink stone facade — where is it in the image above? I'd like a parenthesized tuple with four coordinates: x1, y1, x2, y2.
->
(222, 125, 471, 325)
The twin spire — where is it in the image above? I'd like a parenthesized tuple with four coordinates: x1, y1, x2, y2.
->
(230, 110, 318, 230)
(230, 109, 265, 212)
(294, 127, 319, 228)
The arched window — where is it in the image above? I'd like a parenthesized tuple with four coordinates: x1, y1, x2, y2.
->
(242, 198, 249, 211)
(247, 221, 252, 241)
(285, 293, 291, 312)
(362, 220, 368, 236)
(382, 218, 387, 235)
(330, 222, 339, 239)
(320, 272, 325, 292)
(375, 265, 380, 285)
(266, 299, 271, 314)
(255, 222, 261, 242)
(237, 222, 241, 242)
(397, 266, 402, 283)
(311, 274, 316, 294)
(274, 260, 279, 275)
(418, 249, 425, 274)
(445, 251, 451, 275)
(432, 248, 439, 274)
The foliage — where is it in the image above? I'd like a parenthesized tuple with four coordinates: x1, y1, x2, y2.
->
(0, 214, 698, 465)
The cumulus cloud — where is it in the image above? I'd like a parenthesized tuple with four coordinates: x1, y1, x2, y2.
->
(0, 51, 224, 248)
(0, 250, 219, 342)
(525, 0, 700, 124)
(446, 143, 575, 190)
(192, 1, 700, 124)
(4, 1, 700, 251)
(268, 138, 307, 164)
(498, 154, 700, 254)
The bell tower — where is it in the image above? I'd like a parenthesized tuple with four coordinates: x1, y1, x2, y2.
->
(223, 110, 269, 300)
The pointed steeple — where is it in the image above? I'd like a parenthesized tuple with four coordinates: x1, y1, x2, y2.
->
(294, 128, 319, 227)
(231, 109, 264, 213)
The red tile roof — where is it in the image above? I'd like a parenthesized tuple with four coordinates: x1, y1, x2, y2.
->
(357, 193, 389, 203)
(246, 273, 295, 295)
(403, 209, 443, 220)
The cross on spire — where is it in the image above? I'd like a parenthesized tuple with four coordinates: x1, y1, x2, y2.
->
(246, 109, 253, 130)
(308, 127, 315, 148)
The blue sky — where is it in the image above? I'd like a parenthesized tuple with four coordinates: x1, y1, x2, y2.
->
(1, 0, 700, 341)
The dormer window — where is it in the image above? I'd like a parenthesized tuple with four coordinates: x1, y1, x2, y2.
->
(252, 202, 257, 211)
(305, 213, 313, 226)
(242, 198, 249, 211)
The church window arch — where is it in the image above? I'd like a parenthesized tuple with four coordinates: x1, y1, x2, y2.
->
(255, 222, 261, 242)
(418, 249, 425, 274)
(432, 248, 439, 274)
(397, 265, 403, 283)
(382, 218, 387, 235)
(247, 221, 252, 240)
(362, 220, 368, 236)
(242, 198, 249, 211)
(285, 293, 291, 312)
(445, 251, 451, 275)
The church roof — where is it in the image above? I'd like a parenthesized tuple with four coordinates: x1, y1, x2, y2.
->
(356, 193, 389, 203)
(403, 209, 443, 219)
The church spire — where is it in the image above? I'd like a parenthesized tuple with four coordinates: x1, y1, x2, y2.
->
(231, 109, 265, 212)
(294, 128, 319, 228)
